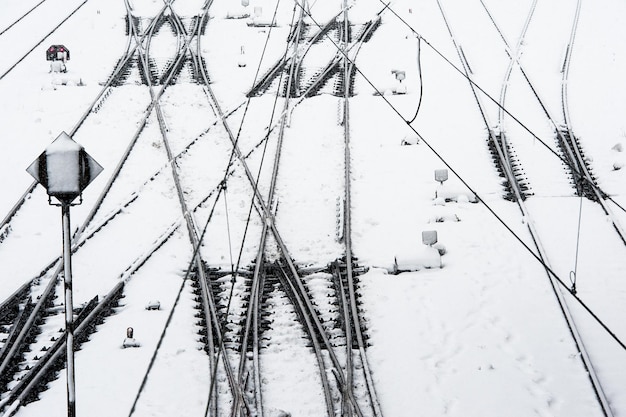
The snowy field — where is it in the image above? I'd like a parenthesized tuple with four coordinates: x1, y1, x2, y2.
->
(0, 0, 625, 416)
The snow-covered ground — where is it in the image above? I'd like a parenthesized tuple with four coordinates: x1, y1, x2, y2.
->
(0, 0, 625, 416)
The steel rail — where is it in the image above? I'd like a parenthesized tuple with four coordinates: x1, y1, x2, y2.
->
(0, 248, 158, 415)
(234, 3, 387, 415)
(0, 8, 258, 412)
(300, 11, 380, 99)
(0, 262, 60, 398)
(246, 12, 342, 98)
(341, 5, 357, 416)
(0, 0, 185, 407)
(344, 15, 384, 417)
(166, 9, 219, 417)
(491, 0, 537, 195)
(0, 203, 191, 413)
(0, 1, 165, 235)
(186, 4, 277, 415)
(232, 4, 341, 417)
(188, 10, 261, 417)
(233, 5, 342, 417)
(0, 0, 90, 81)
(0, 3, 249, 416)
(0, 281, 33, 322)
(559, 1, 626, 244)
(130, 4, 253, 416)
(340, 3, 382, 416)
(290, 10, 344, 97)
(1, 282, 125, 416)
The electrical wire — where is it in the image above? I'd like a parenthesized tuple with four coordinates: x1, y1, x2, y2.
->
(571, 188, 585, 294)
(407, 35, 423, 124)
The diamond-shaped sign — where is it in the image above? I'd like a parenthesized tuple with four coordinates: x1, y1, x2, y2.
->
(27, 132, 103, 204)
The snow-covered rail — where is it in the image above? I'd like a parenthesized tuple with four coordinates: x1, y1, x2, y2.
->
(443, 1, 619, 415)
(557, 0, 626, 245)
(0, 1, 388, 415)
(339, 3, 382, 416)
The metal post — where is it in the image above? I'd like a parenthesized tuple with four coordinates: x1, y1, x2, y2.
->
(62, 203, 76, 417)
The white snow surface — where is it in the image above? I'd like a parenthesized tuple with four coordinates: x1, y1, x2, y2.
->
(0, 0, 625, 416)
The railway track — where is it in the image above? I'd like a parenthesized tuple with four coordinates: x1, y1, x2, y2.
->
(0, 0, 385, 415)
(0, 4, 166, 410)
(481, 0, 537, 202)
(435, 1, 622, 416)
(0, 0, 245, 414)
(4, 0, 624, 416)
(246, 7, 381, 99)
(480, 0, 626, 244)
(556, 1, 626, 244)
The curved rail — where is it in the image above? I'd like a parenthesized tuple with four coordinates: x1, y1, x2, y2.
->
(236, 6, 325, 417)
(1, 2, 388, 416)
(0, 1, 166, 235)
(196, 4, 377, 416)
(125, 3, 253, 416)
(559, 2, 626, 244)
(0, 2, 173, 409)
(468, 1, 616, 415)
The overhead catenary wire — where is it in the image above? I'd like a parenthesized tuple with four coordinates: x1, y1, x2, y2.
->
(292, 0, 626, 353)
(0, 0, 90, 81)
(0, 0, 47, 36)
